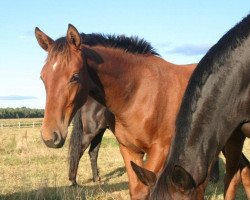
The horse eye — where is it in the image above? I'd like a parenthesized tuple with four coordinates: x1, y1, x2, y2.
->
(70, 73, 80, 83)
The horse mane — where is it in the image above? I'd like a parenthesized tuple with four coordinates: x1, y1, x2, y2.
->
(81, 33, 159, 55)
(47, 33, 159, 63)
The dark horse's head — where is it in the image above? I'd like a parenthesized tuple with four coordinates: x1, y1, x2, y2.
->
(35, 25, 102, 148)
(131, 161, 198, 199)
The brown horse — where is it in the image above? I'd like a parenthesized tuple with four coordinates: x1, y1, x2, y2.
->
(131, 14, 250, 200)
(68, 34, 220, 187)
(35, 24, 196, 199)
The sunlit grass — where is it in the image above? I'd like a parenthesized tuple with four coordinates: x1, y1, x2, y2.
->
(0, 127, 129, 200)
(0, 122, 249, 199)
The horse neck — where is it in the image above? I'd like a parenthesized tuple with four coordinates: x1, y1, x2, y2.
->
(87, 46, 144, 114)
(172, 35, 250, 185)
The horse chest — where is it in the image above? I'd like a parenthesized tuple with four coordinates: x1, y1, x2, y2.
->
(114, 121, 156, 153)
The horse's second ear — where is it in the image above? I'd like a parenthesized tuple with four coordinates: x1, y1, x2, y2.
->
(67, 24, 81, 49)
(171, 165, 196, 191)
(131, 161, 156, 187)
(35, 27, 54, 51)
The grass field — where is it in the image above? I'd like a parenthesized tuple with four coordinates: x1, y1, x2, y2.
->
(0, 122, 249, 199)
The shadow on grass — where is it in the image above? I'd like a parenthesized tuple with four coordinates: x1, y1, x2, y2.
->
(103, 166, 126, 181)
(0, 167, 128, 199)
(0, 181, 128, 200)
(81, 166, 126, 185)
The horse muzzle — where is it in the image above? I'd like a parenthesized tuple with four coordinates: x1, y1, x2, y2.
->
(40, 129, 66, 148)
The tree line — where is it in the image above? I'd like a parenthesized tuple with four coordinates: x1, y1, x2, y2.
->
(0, 107, 44, 119)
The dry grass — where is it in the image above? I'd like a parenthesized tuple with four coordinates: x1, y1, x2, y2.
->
(0, 128, 129, 200)
(0, 124, 249, 200)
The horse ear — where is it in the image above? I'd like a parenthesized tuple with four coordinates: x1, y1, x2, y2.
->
(35, 27, 54, 51)
(67, 24, 81, 49)
(171, 165, 196, 191)
(131, 161, 157, 187)
(82, 47, 104, 66)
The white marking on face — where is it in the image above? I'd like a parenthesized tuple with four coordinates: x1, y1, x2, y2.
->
(52, 62, 58, 71)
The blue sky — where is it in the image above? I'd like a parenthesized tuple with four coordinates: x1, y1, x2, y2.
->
(0, 0, 249, 108)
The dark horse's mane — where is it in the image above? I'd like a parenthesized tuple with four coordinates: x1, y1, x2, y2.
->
(47, 33, 159, 62)
(174, 14, 250, 155)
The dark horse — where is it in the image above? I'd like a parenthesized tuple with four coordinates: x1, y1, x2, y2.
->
(68, 96, 114, 185)
(132, 14, 250, 199)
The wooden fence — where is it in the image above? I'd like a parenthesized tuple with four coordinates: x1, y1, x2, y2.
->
(0, 121, 43, 129)
(0, 121, 73, 129)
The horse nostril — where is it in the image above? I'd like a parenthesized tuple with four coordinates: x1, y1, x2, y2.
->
(53, 131, 61, 145)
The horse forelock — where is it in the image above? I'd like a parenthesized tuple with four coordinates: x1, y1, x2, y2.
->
(46, 37, 71, 66)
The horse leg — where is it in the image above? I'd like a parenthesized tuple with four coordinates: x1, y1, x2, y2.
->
(223, 128, 245, 200)
(88, 129, 105, 182)
(209, 157, 220, 183)
(223, 148, 250, 199)
(240, 122, 250, 198)
(119, 144, 148, 200)
(69, 145, 87, 186)
(239, 153, 250, 198)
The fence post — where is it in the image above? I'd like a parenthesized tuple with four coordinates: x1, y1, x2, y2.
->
(33, 121, 35, 128)
(18, 122, 21, 128)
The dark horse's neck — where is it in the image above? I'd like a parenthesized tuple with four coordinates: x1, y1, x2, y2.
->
(161, 14, 250, 188)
